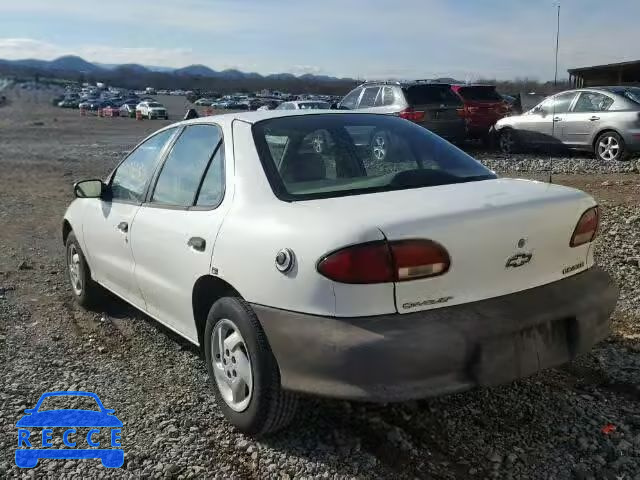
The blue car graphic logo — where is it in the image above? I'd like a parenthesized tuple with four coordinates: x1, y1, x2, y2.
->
(15, 391, 123, 468)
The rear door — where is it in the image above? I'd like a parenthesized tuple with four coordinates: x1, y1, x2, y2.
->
(129, 124, 229, 342)
(82, 128, 178, 308)
(401, 84, 465, 140)
(561, 91, 614, 147)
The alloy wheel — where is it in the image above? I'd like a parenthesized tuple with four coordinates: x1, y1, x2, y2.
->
(597, 135, 620, 161)
(67, 244, 83, 296)
(211, 319, 253, 412)
(371, 134, 387, 161)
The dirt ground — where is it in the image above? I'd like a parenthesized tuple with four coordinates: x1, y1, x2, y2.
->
(1, 89, 639, 479)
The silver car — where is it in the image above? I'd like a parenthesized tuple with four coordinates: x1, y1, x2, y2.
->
(494, 87, 640, 161)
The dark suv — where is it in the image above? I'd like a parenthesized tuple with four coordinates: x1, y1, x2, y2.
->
(338, 81, 466, 143)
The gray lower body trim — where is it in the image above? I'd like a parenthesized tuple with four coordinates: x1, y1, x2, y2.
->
(252, 267, 618, 402)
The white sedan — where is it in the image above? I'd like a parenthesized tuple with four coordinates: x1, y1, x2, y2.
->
(63, 110, 618, 435)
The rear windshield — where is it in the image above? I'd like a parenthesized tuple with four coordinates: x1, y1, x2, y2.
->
(402, 85, 462, 106)
(457, 86, 502, 102)
(252, 114, 495, 201)
(620, 87, 640, 104)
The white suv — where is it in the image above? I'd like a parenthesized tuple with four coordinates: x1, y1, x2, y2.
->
(136, 101, 168, 120)
(63, 110, 617, 435)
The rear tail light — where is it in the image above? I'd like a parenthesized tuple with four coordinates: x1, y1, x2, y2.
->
(570, 206, 599, 247)
(398, 108, 425, 122)
(317, 239, 450, 284)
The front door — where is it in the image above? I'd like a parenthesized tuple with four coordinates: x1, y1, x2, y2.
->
(520, 92, 577, 147)
(82, 128, 178, 308)
(130, 124, 228, 342)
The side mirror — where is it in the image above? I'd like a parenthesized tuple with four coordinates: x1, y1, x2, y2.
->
(74, 179, 105, 199)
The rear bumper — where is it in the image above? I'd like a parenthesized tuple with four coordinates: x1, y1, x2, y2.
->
(419, 120, 466, 142)
(620, 129, 640, 152)
(253, 267, 618, 402)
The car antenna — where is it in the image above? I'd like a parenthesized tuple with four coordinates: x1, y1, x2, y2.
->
(549, 1, 561, 184)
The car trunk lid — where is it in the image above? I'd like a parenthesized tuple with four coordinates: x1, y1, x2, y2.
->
(303, 178, 596, 314)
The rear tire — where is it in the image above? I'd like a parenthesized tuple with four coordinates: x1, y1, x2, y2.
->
(594, 131, 628, 162)
(204, 297, 298, 435)
(65, 231, 102, 308)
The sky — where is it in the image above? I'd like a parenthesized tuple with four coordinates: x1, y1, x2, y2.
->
(0, 0, 638, 81)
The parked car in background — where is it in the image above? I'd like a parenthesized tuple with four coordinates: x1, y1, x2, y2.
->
(338, 81, 465, 144)
(256, 99, 283, 111)
(276, 100, 331, 110)
(136, 101, 169, 120)
(452, 84, 509, 140)
(119, 100, 139, 118)
(102, 105, 120, 117)
(63, 110, 617, 435)
(494, 87, 640, 161)
(58, 98, 79, 108)
(195, 98, 214, 106)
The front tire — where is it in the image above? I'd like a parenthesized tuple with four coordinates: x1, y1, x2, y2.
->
(204, 297, 298, 435)
(65, 231, 102, 308)
(595, 131, 627, 162)
(498, 128, 520, 154)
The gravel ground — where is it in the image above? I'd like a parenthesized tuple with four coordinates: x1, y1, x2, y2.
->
(0, 88, 639, 479)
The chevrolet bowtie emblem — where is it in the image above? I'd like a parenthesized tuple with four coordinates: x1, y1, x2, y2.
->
(505, 252, 533, 268)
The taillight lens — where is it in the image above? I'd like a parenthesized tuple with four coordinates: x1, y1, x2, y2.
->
(570, 207, 599, 247)
(317, 240, 450, 284)
(398, 108, 425, 122)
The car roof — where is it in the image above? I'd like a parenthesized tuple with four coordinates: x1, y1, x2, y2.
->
(171, 109, 369, 129)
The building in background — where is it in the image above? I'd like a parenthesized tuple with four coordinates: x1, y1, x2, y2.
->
(568, 60, 640, 87)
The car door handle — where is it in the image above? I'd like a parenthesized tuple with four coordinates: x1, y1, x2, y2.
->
(117, 221, 128, 233)
(187, 237, 206, 252)
(589, 116, 600, 121)
(553, 117, 562, 122)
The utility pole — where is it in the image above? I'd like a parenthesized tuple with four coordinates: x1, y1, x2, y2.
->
(554, 3, 560, 88)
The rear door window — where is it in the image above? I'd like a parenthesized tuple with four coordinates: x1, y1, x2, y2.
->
(358, 87, 381, 108)
(402, 85, 462, 106)
(151, 125, 222, 207)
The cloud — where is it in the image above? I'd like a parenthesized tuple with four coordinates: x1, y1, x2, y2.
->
(0, 38, 200, 68)
(1, 0, 639, 80)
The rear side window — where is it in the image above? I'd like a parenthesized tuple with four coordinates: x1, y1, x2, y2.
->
(380, 87, 396, 106)
(456, 86, 502, 102)
(252, 114, 495, 201)
(402, 85, 462, 106)
(620, 87, 640, 104)
(151, 125, 222, 207)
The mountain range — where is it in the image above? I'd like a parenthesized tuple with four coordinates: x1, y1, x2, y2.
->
(0, 55, 355, 83)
